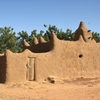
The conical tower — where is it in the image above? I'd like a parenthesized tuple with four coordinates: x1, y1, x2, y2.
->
(74, 21, 95, 42)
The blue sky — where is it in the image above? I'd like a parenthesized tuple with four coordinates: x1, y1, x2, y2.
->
(0, 0, 100, 35)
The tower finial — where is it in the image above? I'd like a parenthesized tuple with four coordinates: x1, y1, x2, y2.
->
(24, 41, 30, 46)
(79, 21, 86, 28)
(39, 37, 46, 43)
(33, 37, 38, 45)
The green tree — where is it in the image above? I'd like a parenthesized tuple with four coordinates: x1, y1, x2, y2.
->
(30, 29, 43, 42)
(92, 32, 100, 42)
(16, 31, 29, 52)
(44, 24, 74, 41)
(43, 25, 58, 40)
(0, 27, 18, 53)
(44, 24, 47, 27)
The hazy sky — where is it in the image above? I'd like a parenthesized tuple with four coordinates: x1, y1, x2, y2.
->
(0, 0, 100, 35)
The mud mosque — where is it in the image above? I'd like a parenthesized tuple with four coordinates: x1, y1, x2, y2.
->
(0, 21, 100, 85)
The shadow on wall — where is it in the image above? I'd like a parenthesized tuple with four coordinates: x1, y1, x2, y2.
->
(0, 55, 6, 83)
(23, 33, 56, 53)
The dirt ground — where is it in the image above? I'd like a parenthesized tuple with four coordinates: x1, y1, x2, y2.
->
(0, 78, 100, 100)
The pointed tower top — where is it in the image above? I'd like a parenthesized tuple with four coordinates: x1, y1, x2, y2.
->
(24, 41, 30, 46)
(50, 32, 58, 41)
(74, 21, 96, 42)
(39, 37, 46, 43)
(79, 21, 86, 29)
(33, 37, 38, 45)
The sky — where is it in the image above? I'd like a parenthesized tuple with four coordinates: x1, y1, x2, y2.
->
(0, 0, 100, 35)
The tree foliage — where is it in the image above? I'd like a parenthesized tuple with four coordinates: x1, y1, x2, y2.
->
(0, 27, 18, 53)
(92, 32, 100, 42)
(0, 25, 100, 54)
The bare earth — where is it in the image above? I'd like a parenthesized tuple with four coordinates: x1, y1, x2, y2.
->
(0, 78, 100, 100)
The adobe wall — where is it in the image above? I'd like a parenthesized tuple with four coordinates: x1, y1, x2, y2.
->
(1, 21, 100, 85)
(4, 39, 100, 84)
(35, 39, 100, 82)
(22, 21, 100, 82)
(4, 49, 37, 85)
(33, 22, 100, 82)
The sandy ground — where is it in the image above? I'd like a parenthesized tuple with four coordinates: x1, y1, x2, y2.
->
(0, 78, 100, 100)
